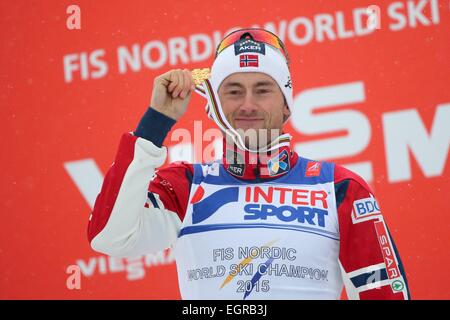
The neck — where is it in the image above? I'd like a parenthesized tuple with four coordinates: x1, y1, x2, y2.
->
(221, 137, 298, 180)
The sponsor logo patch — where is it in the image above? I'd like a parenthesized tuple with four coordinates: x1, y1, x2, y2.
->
(243, 186, 329, 227)
(374, 221, 404, 293)
(225, 149, 245, 177)
(305, 161, 321, 177)
(351, 197, 382, 224)
(284, 76, 292, 89)
(234, 38, 266, 55)
(228, 164, 244, 177)
(267, 150, 290, 176)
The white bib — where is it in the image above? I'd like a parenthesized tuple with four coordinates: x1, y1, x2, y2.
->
(174, 158, 343, 299)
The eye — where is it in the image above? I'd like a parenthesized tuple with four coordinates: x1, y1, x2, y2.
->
(257, 89, 271, 94)
(227, 90, 242, 95)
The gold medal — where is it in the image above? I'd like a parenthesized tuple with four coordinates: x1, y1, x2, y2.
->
(191, 68, 211, 85)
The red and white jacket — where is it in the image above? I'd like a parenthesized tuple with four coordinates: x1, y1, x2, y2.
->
(88, 109, 410, 299)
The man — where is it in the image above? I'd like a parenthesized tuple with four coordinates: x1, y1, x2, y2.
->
(88, 28, 410, 300)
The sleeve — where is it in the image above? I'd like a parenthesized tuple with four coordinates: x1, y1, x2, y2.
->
(335, 165, 410, 300)
(87, 108, 192, 258)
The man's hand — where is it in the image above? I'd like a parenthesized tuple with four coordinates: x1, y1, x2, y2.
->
(150, 69, 195, 121)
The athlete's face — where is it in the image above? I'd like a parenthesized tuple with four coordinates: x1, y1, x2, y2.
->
(218, 72, 290, 148)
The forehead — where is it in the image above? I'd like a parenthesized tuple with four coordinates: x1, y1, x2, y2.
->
(219, 72, 277, 88)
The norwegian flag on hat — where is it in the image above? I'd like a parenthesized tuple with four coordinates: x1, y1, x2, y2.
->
(239, 54, 259, 67)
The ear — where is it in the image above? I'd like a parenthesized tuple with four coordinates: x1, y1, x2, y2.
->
(283, 104, 291, 123)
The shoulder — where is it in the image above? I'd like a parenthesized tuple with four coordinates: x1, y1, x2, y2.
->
(334, 163, 374, 196)
(155, 161, 194, 179)
(333, 164, 379, 222)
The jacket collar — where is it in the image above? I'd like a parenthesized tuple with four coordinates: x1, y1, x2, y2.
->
(221, 137, 298, 180)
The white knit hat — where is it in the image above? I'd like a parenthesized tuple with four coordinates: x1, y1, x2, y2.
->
(195, 29, 294, 152)
(210, 34, 293, 118)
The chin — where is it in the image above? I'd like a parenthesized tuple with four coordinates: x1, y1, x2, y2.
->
(244, 138, 260, 150)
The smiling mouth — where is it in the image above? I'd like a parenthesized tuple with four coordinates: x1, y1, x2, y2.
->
(234, 118, 264, 122)
(233, 118, 264, 127)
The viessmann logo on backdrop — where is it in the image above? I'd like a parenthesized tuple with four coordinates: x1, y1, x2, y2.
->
(190, 186, 330, 228)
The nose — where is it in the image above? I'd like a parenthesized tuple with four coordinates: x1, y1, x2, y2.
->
(238, 92, 258, 114)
